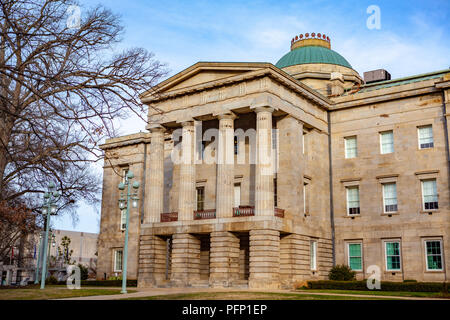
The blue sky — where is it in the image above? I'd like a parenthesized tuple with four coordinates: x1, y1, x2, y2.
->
(53, 0, 450, 233)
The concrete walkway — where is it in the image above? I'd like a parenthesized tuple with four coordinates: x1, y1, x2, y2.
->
(58, 287, 448, 301)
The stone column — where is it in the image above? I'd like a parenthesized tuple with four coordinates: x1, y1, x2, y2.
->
(171, 233, 200, 286)
(137, 234, 166, 287)
(209, 231, 240, 287)
(178, 121, 196, 221)
(254, 106, 274, 216)
(146, 126, 165, 223)
(249, 229, 280, 289)
(216, 113, 236, 218)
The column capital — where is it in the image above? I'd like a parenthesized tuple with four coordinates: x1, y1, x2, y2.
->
(148, 124, 166, 133)
(180, 120, 195, 127)
(214, 111, 237, 121)
(252, 106, 275, 114)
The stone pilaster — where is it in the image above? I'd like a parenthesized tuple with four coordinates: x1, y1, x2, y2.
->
(280, 234, 310, 288)
(216, 113, 236, 218)
(178, 121, 196, 221)
(170, 233, 200, 285)
(137, 235, 167, 287)
(209, 231, 240, 287)
(277, 116, 304, 217)
(249, 229, 280, 289)
(146, 126, 165, 223)
(254, 106, 274, 216)
(318, 238, 333, 277)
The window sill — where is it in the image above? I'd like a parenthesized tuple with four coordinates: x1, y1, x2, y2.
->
(420, 210, 440, 214)
(345, 214, 361, 219)
(381, 212, 399, 216)
(424, 270, 444, 273)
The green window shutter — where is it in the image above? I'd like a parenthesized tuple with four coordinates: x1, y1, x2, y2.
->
(348, 243, 362, 270)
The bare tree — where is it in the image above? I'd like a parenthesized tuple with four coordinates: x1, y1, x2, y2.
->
(0, 0, 167, 220)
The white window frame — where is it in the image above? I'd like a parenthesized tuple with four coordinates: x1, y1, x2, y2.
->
(417, 125, 434, 150)
(234, 183, 241, 208)
(379, 130, 394, 154)
(344, 136, 357, 159)
(424, 239, 444, 271)
(302, 131, 305, 154)
(196, 186, 205, 211)
(347, 242, 363, 271)
(113, 249, 123, 272)
(384, 240, 402, 271)
(346, 186, 360, 216)
(310, 240, 317, 271)
(382, 182, 398, 213)
(122, 168, 129, 184)
(421, 179, 438, 211)
(120, 209, 127, 231)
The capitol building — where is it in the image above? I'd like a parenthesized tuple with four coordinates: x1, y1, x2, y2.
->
(97, 33, 450, 288)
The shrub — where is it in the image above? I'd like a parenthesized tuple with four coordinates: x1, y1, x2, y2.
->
(45, 275, 59, 285)
(306, 280, 449, 292)
(78, 264, 89, 281)
(328, 264, 356, 281)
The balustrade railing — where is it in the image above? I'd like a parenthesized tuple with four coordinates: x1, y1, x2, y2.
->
(274, 207, 285, 218)
(233, 206, 255, 217)
(193, 209, 216, 220)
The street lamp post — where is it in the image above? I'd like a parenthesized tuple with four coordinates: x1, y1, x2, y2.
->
(40, 182, 60, 290)
(34, 232, 44, 284)
(118, 171, 140, 294)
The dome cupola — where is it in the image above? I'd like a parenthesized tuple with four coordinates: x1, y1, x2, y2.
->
(275, 33, 362, 96)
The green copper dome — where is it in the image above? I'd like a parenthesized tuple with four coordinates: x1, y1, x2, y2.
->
(275, 45, 353, 69)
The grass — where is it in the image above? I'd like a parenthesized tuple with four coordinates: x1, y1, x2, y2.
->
(296, 288, 450, 299)
(0, 285, 136, 300)
(125, 291, 398, 300)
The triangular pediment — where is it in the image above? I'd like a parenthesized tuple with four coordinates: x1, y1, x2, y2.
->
(140, 62, 272, 98)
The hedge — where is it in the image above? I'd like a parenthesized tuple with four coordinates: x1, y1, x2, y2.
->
(54, 280, 138, 287)
(306, 280, 449, 293)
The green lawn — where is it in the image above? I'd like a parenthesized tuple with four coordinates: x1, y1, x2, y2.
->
(0, 285, 136, 300)
(125, 291, 398, 300)
(297, 289, 449, 299)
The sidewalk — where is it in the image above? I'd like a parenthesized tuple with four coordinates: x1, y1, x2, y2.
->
(58, 287, 449, 301)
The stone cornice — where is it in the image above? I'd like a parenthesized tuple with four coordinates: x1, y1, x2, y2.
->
(99, 132, 150, 150)
(141, 64, 332, 110)
(331, 78, 443, 110)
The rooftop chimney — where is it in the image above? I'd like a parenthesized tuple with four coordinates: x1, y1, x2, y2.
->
(364, 69, 391, 84)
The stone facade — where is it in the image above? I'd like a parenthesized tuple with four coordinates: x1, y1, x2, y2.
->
(97, 35, 450, 288)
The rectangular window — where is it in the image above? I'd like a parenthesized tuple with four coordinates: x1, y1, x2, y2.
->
(425, 240, 443, 271)
(385, 241, 401, 271)
(310, 241, 317, 270)
(422, 179, 438, 210)
(418, 125, 434, 149)
(303, 183, 308, 214)
(383, 183, 398, 212)
(344, 136, 357, 159)
(380, 131, 394, 154)
(302, 131, 306, 154)
(234, 184, 241, 208)
(122, 168, 129, 184)
(234, 136, 238, 155)
(348, 243, 362, 271)
(196, 187, 205, 211)
(273, 178, 277, 207)
(120, 209, 127, 231)
(114, 249, 123, 272)
(346, 186, 360, 215)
